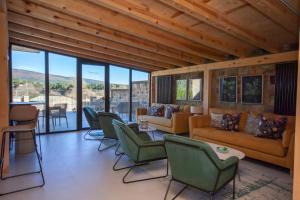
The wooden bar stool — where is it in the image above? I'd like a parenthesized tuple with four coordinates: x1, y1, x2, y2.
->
(0, 105, 45, 196)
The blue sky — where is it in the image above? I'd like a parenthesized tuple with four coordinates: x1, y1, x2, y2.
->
(12, 50, 149, 84)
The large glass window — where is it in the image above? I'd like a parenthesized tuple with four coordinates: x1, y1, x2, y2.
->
(11, 45, 46, 133)
(49, 53, 77, 132)
(132, 70, 149, 121)
(82, 64, 105, 128)
(109, 65, 129, 122)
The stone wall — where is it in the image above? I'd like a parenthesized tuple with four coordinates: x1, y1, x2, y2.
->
(210, 65, 275, 112)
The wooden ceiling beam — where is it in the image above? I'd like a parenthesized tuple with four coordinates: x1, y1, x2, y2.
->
(88, 0, 251, 56)
(9, 23, 174, 69)
(8, 12, 190, 67)
(158, 0, 281, 53)
(9, 31, 163, 71)
(7, 0, 206, 64)
(244, 0, 298, 36)
(11, 38, 155, 72)
(27, 0, 227, 60)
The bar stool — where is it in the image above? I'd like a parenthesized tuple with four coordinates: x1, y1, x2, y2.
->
(0, 105, 45, 196)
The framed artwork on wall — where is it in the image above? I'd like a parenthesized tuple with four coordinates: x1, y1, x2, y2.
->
(219, 76, 237, 103)
(176, 79, 187, 100)
(188, 78, 202, 101)
(241, 75, 263, 104)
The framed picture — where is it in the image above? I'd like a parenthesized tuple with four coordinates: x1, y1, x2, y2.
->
(176, 79, 187, 100)
(241, 75, 263, 104)
(188, 78, 202, 101)
(219, 76, 237, 103)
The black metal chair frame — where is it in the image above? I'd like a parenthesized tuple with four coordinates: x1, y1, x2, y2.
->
(112, 126, 168, 184)
(164, 140, 238, 200)
(0, 129, 45, 196)
(83, 128, 103, 141)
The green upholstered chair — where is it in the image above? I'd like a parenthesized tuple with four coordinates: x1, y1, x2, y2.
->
(83, 107, 102, 140)
(164, 135, 239, 200)
(98, 112, 151, 153)
(112, 119, 168, 183)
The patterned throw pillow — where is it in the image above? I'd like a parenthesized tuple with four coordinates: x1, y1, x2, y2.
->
(255, 116, 287, 139)
(210, 112, 224, 128)
(164, 105, 179, 119)
(244, 113, 261, 135)
(148, 105, 164, 117)
(220, 113, 241, 131)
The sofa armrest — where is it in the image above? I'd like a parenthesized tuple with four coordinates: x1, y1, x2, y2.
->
(171, 112, 191, 134)
(287, 134, 295, 170)
(189, 115, 211, 137)
(282, 129, 294, 148)
(136, 108, 148, 117)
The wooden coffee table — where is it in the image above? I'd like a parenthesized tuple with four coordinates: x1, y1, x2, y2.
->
(207, 142, 245, 181)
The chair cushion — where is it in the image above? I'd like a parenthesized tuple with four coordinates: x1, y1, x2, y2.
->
(192, 127, 286, 157)
(138, 115, 172, 127)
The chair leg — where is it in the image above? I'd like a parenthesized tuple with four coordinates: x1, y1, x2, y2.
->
(0, 131, 45, 196)
(164, 179, 173, 200)
(164, 179, 188, 200)
(83, 129, 103, 141)
(123, 157, 169, 184)
(233, 176, 236, 199)
(210, 193, 214, 200)
(98, 138, 117, 152)
(65, 117, 69, 128)
(114, 143, 122, 156)
(38, 132, 43, 161)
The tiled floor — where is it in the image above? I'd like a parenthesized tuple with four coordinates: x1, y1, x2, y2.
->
(0, 131, 292, 200)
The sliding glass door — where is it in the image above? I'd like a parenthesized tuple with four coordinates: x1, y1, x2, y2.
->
(81, 63, 105, 128)
(109, 65, 130, 122)
(49, 53, 77, 132)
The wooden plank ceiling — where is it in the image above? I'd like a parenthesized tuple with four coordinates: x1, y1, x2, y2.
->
(7, 0, 299, 72)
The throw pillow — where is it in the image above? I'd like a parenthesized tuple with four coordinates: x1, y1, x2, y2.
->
(210, 112, 223, 128)
(164, 105, 179, 119)
(244, 113, 261, 135)
(255, 116, 287, 139)
(148, 105, 164, 117)
(220, 113, 241, 131)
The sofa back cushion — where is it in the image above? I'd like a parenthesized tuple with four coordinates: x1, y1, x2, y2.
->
(164, 105, 179, 119)
(148, 105, 164, 116)
(209, 108, 248, 131)
(210, 112, 223, 128)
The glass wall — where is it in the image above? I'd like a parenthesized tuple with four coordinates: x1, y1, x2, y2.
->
(109, 65, 130, 122)
(132, 70, 149, 121)
(11, 45, 46, 133)
(49, 53, 77, 131)
(82, 64, 105, 128)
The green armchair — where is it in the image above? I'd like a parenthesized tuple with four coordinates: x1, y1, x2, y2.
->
(112, 119, 168, 184)
(164, 135, 239, 200)
(98, 112, 151, 153)
(83, 107, 102, 140)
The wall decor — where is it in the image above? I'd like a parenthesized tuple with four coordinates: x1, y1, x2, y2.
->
(241, 75, 263, 104)
(188, 78, 202, 101)
(219, 76, 237, 103)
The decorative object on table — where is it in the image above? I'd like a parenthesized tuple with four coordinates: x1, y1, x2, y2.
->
(219, 76, 237, 103)
(188, 78, 202, 101)
(190, 106, 203, 116)
(164, 105, 179, 119)
(241, 75, 263, 104)
(255, 115, 287, 139)
(216, 146, 229, 154)
(210, 112, 224, 128)
(221, 113, 241, 131)
(139, 120, 148, 129)
(147, 105, 164, 116)
(176, 79, 187, 100)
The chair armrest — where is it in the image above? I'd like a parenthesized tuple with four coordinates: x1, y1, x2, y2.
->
(171, 112, 191, 133)
(136, 108, 148, 117)
(218, 156, 239, 170)
(140, 140, 165, 148)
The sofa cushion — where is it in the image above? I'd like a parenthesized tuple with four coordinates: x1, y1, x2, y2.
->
(164, 105, 179, 119)
(148, 105, 164, 117)
(255, 116, 287, 139)
(192, 127, 286, 157)
(138, 115, 172, 128)
(244, 112, 261, 135)
(220, 113, 241, 131)
(210, 112, 223, 128)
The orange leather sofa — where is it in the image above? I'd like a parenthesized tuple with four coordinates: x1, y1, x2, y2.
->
(189, 108, 295, 169)
(136, 103, 191, 134)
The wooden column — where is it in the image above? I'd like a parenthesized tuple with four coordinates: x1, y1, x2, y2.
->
(0, 0, 10, 170)
(150, 75, 157, 104)
(293, 29, 300, 200)
(202, 68, 212, 114)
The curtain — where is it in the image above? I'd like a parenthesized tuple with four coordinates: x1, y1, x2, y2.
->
(156, 76, 172, 104)
(274, 62, 298, 116)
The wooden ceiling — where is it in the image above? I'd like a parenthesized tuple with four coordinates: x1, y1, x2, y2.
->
(7, 0, 299, 72)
